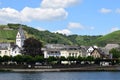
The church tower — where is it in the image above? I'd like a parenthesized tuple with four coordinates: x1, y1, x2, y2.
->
(16, 25, 26, 48)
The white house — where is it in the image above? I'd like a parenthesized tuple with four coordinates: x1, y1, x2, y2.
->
(0, 43, 11, 57)
(10, 45, 21, 57)
(42, 44, 83, 58)
(86, 46, 98, 56)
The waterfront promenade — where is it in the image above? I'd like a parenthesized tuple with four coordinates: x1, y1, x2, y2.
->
(1, 65, 120, 72)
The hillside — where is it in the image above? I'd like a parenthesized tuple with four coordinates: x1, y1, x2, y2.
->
(93, 30, 120, 46)
(0, 24, 120, 46)
(0, 24, 73, 45)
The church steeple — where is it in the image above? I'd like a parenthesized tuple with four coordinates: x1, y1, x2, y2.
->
(16, 25, 26, 48)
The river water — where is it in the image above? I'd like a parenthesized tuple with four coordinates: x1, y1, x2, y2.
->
(0, 72, 120, 80)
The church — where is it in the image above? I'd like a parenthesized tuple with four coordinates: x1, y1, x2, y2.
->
(0, 25, 26, 57)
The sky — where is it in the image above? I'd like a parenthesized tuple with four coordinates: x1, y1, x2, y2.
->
(0, 0, 120, 35)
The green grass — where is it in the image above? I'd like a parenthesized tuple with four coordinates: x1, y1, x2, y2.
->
(0, 30, 17, 42)
(93, 30, 120, 46)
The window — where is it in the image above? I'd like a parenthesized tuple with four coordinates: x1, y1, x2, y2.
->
(75, 53, 77, 57)
(69, 53, 71, 56)
(72, 53, 74, 56)
(5, 51, 7, 54)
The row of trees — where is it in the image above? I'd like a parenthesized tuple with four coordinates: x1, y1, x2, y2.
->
(0, 55, 117, 65)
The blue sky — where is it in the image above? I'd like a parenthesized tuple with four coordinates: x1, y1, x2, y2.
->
(0, 0, 120, 35)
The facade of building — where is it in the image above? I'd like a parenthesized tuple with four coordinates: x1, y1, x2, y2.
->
(43, 44, 83, 58)
(10, 45, 21, 57)
(86, 46, 98, 57)
(90, 49, 101, 58)
(0, 43, 11, 57)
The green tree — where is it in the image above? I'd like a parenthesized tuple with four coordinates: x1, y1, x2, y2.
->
(86, 56, 94, 61)
(77, 56, 83, 63)
(59, 56, 66, 61)
(67, 56, 76, 61)
(0, 56, 3, 64)
(109, 48, 120, 58)
(23, 55, 34, 64)
(13, 55, 24, 64)
(2, 55, 11, 62)
(58, 56, 66, 64)
(23, 37, 43, 57)
(47, 56, 57, 64)
(34, 55, 44, 63)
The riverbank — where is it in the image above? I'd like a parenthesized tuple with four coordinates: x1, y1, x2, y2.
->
(1, 65, 120, 72)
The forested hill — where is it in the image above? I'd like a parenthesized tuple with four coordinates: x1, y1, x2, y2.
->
(0, 24, 119, 46)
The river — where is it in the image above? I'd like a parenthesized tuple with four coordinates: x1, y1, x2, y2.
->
(0, 72, 120, 80)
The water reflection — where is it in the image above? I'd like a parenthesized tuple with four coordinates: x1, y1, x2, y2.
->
(0, 72, 120, 80)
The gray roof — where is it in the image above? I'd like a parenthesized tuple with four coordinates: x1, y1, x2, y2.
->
(0, 43, 10, 50)
(45, 44, 65, 49)
(11, 45, 21, 51)
(44, 44, 82, 51)
(105, 44, 120, 50)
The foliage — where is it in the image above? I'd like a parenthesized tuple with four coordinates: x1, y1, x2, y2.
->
(34, 55, 44, 63)
(2, 55, 11, 62)
(86, 56, 94, 61)
(67, 56, 76, 61)
(23, 55, 34, 64)
(93, 30, 120, 46)
(77, 56, 83, 62)
(0, 56, 2, 63)
(47, 56, 57, 63)
(59, 56, 66, 61)
(109, 48, 120, 58)
(23, 37, 43, 56)
(13, 55, 24, 64)
(1, 23, 120, 46)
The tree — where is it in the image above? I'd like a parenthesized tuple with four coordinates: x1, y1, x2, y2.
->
(23, 55, 34, 64)
(2, 55, 11, 62)
(109, 48, 120, 58)
(34, 55, 44, 63)
(47, 56, 57, 64)
(77, 56, 83, 63)
(58, 56, 66, 64)
(67, 56, 76, 61)
(23, 37, 43, 56)
(59, 56, 66, 61)
(13, 55, 24, 64)
(0, 56, 3, 64)
(86, 56, 94, 61)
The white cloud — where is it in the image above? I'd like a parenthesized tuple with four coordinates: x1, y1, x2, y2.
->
(36, 27, 46, 31)
(54, 29, 71, 35)
(68, 22, 84, 29)
(110, 27, 119, 32)
(21, 7, 68, 21)
(0, 7, 27, 24)
(99, 8, 112, 14)
(0, 7, 68, 24)
(41, 0, 80, 8)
